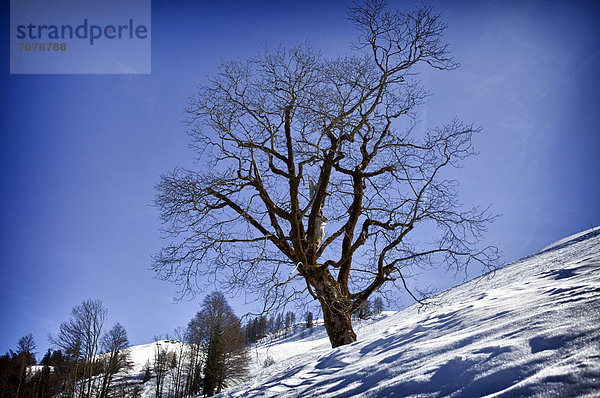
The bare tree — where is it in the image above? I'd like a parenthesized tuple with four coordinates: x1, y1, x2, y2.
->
(153, 339, 170, 398)
(16, 333, 37, 356)
(99, 323, 131, 398)
(357, 299, 372, 319)
(50, 299, 107, 397)
(170, 327, 187, 398)
(182, 330, 203, 397)
(154, 0, 498, 348)
(15, 333, 37, 397)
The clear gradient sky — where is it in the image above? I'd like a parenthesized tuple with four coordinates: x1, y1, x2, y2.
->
(1, 0, 599, 358)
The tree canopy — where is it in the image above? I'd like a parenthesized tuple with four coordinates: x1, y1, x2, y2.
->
(154, 0, 498, 347)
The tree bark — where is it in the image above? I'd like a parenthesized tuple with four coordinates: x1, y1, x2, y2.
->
(321, 301, 356, 348)
(311, 271, 357, 348)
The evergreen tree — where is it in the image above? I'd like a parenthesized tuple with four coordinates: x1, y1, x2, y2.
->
(373, 297, 384, 314)
(38, 349, 71, 397)
(0, 334, 38, 398)
(306, 312, 314, 329)
(15, 333, 37, 397)
(188, 292, 249, 397)
(284, 312, 291, 337)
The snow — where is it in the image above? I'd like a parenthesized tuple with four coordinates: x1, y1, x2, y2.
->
(126, 340, 186, 397)
(128, 340, 182, 374)
(215, 228, 600, 397)
(538, 226, 599, 253)
(107, 228, 600, 397)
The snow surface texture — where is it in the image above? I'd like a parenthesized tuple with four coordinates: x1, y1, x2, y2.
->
(217, 228, 600, 397)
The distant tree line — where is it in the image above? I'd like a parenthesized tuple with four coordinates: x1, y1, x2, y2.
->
(244, 296, 385, 344)
(1, 293, 250, 398)
(0, 299, 133, 398)
(1, 293, 381, 397)
(244, 310, 299, 344)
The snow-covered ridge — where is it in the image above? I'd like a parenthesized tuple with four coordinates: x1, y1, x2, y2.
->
(217, 228, 600, 397)
(538, 226, 599, 254)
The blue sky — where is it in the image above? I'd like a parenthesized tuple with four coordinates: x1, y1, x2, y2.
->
(1, 0, 599, 358)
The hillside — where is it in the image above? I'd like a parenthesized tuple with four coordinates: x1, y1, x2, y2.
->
(109, 228, 599, 397)
(217, 228, 600, 397)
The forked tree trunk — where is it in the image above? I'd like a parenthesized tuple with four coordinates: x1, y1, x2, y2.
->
(312, 271, 357, 348)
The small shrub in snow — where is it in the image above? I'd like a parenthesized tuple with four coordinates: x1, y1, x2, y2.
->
(263, 356, 275, 368)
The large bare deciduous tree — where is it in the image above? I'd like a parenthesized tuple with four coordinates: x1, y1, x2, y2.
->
(154, 0, 498, 348)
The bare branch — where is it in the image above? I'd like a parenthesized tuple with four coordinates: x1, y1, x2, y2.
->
(154, 1, 497, 348)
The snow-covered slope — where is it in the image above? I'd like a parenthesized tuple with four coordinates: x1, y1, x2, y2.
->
(218, 228, 600, 397)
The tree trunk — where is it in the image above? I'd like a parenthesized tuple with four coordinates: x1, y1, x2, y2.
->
(320, 300, 357, 348)
(16, 363, 25, 398)
(312, 271, 357, 348)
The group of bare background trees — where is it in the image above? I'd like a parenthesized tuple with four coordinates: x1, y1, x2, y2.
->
(48, 299, 133, 398)
(1, 293, 250, 398)
(1, 299, 133, 398)
(1, 290, 385, 397)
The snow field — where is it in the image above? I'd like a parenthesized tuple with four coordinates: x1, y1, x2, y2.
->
(102, 228, 600, 397)
(218, 228, 600, 397)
